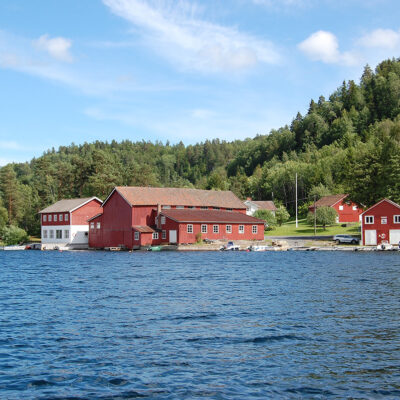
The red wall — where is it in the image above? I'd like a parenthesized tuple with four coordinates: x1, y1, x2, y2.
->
(71, 199, 103, 225)
(132, 206, 157, 226)
(89, 214, 104, 248)
(41, 212, 71, 226)
(362, 200, 400, 245)
(332, 199, 362, 223)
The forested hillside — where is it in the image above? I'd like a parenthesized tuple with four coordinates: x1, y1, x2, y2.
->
(1, 58, 400, 236)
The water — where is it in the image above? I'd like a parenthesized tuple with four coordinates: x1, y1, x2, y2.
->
(0, 251, 399, 399)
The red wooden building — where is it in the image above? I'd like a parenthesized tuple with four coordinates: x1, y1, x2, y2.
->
(88, 186, 263, 249)
(309, 194, 362, 223)
(361, 198, 400, 245)
(39, 197, 102, 249)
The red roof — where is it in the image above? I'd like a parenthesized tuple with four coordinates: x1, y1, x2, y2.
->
(161, 209, 265, 224)
(314, 194, 348, 207)
(361, 198, 400, 215)
(104, 187, 246, 209)
(251, 201, 277, 211)
(132, 225, 155, 233)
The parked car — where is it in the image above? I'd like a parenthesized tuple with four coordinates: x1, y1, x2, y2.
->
(220, 241, 240, 251)
(333, 234, 360, 244)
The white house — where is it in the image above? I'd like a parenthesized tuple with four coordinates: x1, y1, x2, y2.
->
(244, 199, 277, 216)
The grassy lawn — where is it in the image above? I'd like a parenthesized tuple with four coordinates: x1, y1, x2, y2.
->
(266, 218, 360, 237)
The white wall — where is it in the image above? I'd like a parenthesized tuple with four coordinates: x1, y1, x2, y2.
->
(41, 224, 89, 248)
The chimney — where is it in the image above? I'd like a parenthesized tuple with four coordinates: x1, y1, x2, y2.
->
(157, 204, 162, 229)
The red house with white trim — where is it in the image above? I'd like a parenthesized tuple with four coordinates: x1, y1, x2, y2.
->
(309, 194, 362, 223)
(89, 186, 263, 249)
(361, 198, 400, 246)
(39, 197, 102, 249)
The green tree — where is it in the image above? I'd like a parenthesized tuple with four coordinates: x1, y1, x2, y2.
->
(254, 209, 276, 230)
(307, 206, 337, 230)
(1, 225, 28, 245)
(275, 205, 290, 226)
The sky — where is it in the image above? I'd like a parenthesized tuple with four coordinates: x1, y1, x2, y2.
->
(0, 0, 400, 165)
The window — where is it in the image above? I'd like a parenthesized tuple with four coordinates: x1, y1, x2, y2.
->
(394, 215, 400, 224)
(43, 215, 47, 222)
(161, 216, 166, 225)
(49, 230, 54, 239)
(365, 216, 374, 224)
(96, 222, 101, 229)
(201, 206, 208, 210)
(252, 225, 258, 234)
(187, 224, 193, 233)
(352, 206, 357, 210)
(56, 230, 62, 239)
(152, 232, 159, 240)
(48, 215, 52, 222)
(381, 217, 387, 224)
(226, 225, 232, 233)
(176, 205, 184, 209)
(213, 225, 219, 233)
(162, 205, 171, 209)
(188, 206, 195, 209)
(134, 231, 139, 241)
(65, 213, 69, 221)
(59, 214, 63, 222)
(338, 205, 344, 211)
(43, 230, 48, 238)
(162, 230, 166, 240)
(54, 214, 58, 222)
(201, 224, 207, 233)
(213, 207, 220, 210)
(90, 222, 95, 229)
(239, 225, 244, 234)
(226, 208, 233, 212)
(64, 230, 69, 239)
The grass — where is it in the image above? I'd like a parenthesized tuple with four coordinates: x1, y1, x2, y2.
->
(266, 218, 360, 237)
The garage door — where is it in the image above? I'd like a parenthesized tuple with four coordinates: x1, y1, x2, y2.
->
(364, 230, 377, 245)
(389, 230, 400, 245)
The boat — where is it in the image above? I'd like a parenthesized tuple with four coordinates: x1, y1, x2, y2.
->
(148, 246, 161, 251)
(247, 245, 274, 251)
(220, 241, 240, 251)
(376, 242, 394, 251)
(2, 245, 26, 251)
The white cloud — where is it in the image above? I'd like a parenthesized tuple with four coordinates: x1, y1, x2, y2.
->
(102, 0, 281, 72)
(0, 140, 25, 150)
(34, 34, 73, 62)
(298, 30, 357, 65)
(358, 28, 400, 49)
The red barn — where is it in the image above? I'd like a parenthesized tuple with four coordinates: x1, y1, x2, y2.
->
(309, 194, 362, 223)
(88, 186, 257, 249)
(39, 197, 102, 249)
(361, 198, 400, 246)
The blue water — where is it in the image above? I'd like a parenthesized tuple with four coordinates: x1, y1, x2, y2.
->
(0, 251, 399, 399)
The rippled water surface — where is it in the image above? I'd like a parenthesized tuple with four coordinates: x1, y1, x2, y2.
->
(0, 251, 399, 399)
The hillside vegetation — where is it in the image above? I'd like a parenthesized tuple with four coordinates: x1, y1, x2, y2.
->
(1, 58, 400, 236)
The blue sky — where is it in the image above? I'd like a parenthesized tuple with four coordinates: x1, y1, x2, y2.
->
(1, 0, 400, 165)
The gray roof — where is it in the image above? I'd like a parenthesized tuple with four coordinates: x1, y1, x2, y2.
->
(39, 197, 101, 213)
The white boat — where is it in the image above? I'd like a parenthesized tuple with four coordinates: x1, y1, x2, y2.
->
(2, 245, 26, 251)
(247, 245, 275, 251)
(377, 242, 393, 251)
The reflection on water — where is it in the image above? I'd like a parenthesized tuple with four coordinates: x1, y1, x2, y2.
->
(0, 251, 399, 399)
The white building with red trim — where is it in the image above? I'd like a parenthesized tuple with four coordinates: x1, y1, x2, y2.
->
(39, 197, 102, 249)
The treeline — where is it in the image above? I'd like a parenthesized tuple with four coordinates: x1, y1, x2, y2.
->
(1, 58, 400, 236)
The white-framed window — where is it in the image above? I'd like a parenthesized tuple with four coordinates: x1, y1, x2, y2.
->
(96, 222, 101, 229)
(213, 207, 220, 210)
(352, 206, 357, 210)
(152, 232, 159, 240)
(239, 225, 244, 234)
(226, 225, 232, 233)
(213, 225, 219, 233)
(56, 230, 62, 239)
(43, 215, 47, 222)
(134, 231, 139, 241)
(49, 230, 54, 239)
(65, 213, 69, 221)
(365, 216, 374, 224)
(48, 215, 52, 222)
(64, 230, 69, 239)
(90, 222, 95, 229)
(162, 230, 166, 239)
(162, 205, 171, 209)
(188, 206, 195, 209)
(226, 208, 233, 212)
(201, 224, 207, 233)
(59, 214, 63, 222)
(54, 214, 58, 222)
(161, 216, 166, 225)
(339, 205, 344, 210)
(381, 217, 387, 224)
(201, 206, 208, 210)
(43, 230, 48, 238)
(176, 205, 184, 209)
(252, 225, 258, 234)
(187, 224, 193, 233)
(394, 215, 400, 224)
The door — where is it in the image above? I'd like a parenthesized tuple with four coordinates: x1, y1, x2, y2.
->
(169, 230, 177, 244)
(389, 230, 400, 245)
(364, 229, 376, 245)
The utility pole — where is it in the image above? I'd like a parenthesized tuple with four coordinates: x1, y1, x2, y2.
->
(314, 195, 317, 236)
(295, 173, 298, 228)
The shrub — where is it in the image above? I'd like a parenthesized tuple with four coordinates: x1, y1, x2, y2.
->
(1, 225, 29, 245)
(275, 205, 290, 226)
(254, 209, 276, 231)
(195, 232, 202, 243)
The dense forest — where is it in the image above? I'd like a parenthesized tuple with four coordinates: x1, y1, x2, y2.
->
(1, 58, 400, 236)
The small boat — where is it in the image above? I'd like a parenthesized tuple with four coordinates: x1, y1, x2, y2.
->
(2, 245, 26, 251)
(247, 245, 277, 251)
(376, 242, 393, 251)
(148, 246, 161, 251)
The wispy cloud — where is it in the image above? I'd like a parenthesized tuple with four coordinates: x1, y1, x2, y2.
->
(357, 28, 400, 49)
(298, 30, 358, 66)
(102, 0, 281, 73)
(33, 34, 73, 62)
(0, 140, 26, 151)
